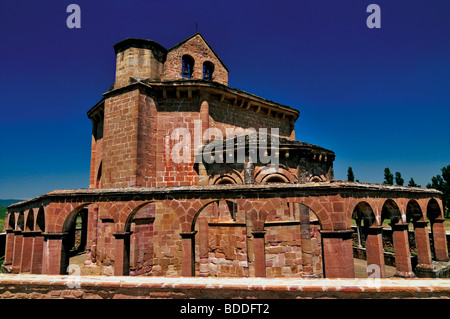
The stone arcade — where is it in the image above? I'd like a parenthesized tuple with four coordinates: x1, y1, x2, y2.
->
(3, 33, 448, 279)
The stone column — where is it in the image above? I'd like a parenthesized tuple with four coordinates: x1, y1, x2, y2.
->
(3, 229, 15, 271)
(44, 233, 65, 275)
(180, 231, 197, 277)
(365, 226, 386, 278)
(391, 223, 415, 277)
(252, 230, 266, 277)
(31, 232, 44, 274)
(12, 230, 23, 274)
(430, 218, 449, 261)
(320, 229, 355, 278)
(299, 205, 314, 276)
(113, 232, 131, 276)
(244, 155, 255, 184)
(20, 231, 36, 273)
(198, 217, 210, 276)
(413, 221, 433, 269)
(355, 218, 363, 249)
(297, 156, 307, 184)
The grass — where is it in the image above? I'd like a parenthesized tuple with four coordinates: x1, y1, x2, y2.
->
(0, 207, 5, 233)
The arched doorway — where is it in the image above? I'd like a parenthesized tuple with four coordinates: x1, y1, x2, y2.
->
(61, 205, 89, 275)
(124, 202, 156, 276)
(191, 200, 245, 277)
(427, 198, 448, 261)
(352, 201, 388, 277)
(381, 199, 415, 277)
(264, 201, 323, 278)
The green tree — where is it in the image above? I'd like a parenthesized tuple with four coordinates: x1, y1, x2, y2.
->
(427, 165, 450, 217)
(347, 167, 355, 182)
(408, 178, 420, 187)
(395, 172, 404, 186)
(383, 168, 394, 185)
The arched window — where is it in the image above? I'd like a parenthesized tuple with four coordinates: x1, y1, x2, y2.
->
(182, 55, 194, 79)
(265, 176, 287, 183)
(203, 61, 214, 81)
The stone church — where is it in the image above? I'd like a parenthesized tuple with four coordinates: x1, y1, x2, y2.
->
(4, 33, 448, 279)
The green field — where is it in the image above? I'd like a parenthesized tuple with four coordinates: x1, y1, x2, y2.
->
(0, 206, 5, 232)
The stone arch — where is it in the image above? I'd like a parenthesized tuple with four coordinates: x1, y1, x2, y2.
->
(210, 167, 244, 185)
(381, 199, 415, 277)
(16, 211, 24, 231)
(181, 54, 195, 78)
(426, 198, 448, 261)
(121, 201, 156, 276)
(352, 201, 387, 277)
(25, 208, 34, 232)
(352, 201, 377, 226)
(187, 199, 243, 277)
(191, 199, 238, 232)
(406, 199, 424, 223)
(427, 198, 443, 220)
(35, 206, 45, 232)
(263, 199, 324, 278)
(381, 199, 402, 225)
(7, 212, 15, 231)
(297, 197, 333, 231)
(60, 203, 90, 274)
(352, 201, 377, 249)
(202, 61, 214, 81)
(254, 165, 297, 184)
(307, 167, 327, 182)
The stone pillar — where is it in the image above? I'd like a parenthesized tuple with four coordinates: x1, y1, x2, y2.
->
(391, 223, 415, 277)
(44, 233, 65, 275)
(252, 230, 266, 277)
(198, 218, 210, 276)
(299, 205, 314, 276)
(3, 229, 15, 271)
(297, 156, 307, 184)
(320, 230, 355, 278)
(413, 221, 433, 269)
(365, 226, 386, 278)
(12, 230, 23, 274)
(180, 231, 197, 277)
(20, 231, 35, 273)
(31, 232, 44, 274)
(430, 218, 449, 261)
(355, 218, 363, 249)
(244, 155, 255, 184)
(113, 232, 131, 276)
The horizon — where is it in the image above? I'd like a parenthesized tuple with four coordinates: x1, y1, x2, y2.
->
(1, 0, 449, 199)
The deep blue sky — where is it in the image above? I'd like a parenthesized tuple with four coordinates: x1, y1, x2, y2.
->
(1, 0, 449, 199)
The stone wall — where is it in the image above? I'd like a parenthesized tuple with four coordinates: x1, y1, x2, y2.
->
(0, 274, 448, 299)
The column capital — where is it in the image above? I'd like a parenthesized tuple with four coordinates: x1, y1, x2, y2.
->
(413, 220, 429, 228)
(367, 225, 384, 235)
(112, 232, 132, 239)
(390, 223, 409, 231)
(251, 230, 266, 238)
(431, 217, 445, 224)
(22, 230, 41, 237)
(180, 231, 197, 239)
(42, 232, 68, 239)
(319, 229, 354, 239)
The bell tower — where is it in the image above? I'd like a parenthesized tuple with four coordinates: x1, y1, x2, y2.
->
(113, 38, 167, 89)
